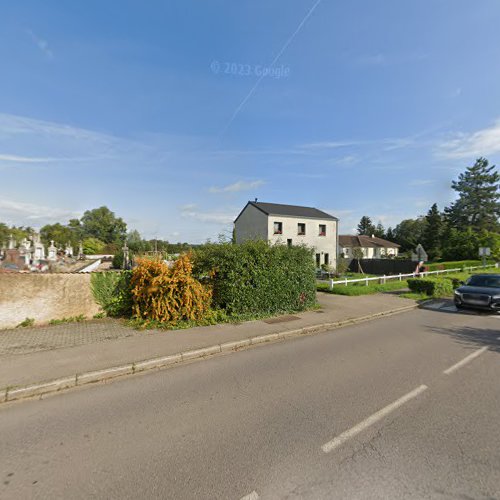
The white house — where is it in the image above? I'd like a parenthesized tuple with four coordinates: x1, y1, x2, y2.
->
(339, 235, 400, 259)
(234, 201, 339, 269)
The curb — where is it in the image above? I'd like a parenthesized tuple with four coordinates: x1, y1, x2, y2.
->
(1, 303, 418, 404)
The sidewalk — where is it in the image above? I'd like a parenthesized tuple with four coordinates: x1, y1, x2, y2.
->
(0, 293, 417, 396)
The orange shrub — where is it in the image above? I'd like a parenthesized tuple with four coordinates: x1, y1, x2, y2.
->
(131, 254, 212, 323)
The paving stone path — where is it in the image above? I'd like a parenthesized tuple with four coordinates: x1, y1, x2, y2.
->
(0, 319, 143, 356)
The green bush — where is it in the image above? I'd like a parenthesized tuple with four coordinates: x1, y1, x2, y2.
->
(193, 240, 316, 315)
(407, 277, 454, 297)
(90, 271, 133, 317)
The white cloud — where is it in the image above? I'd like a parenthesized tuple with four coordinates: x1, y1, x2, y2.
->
(299, 137, 416, 152)
(0, 198, 80, 225)
(409, 179, 434, 186)
(26, 30, 54, 59)
(300, 141, 359, 150)
(355, 52, 428, 67)
(439, 120, 500, 159)
(209, 180, 265, 193)
(0, 113, 112, 144)
(180, 205, 236, 225)
(0, 154, 53, 163)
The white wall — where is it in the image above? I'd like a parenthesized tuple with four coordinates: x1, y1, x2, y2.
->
(267, 216, 337, 268)
(342, 246, 399, 259)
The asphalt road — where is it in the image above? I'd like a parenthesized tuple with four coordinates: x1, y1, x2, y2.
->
(1, 306, 499, 499)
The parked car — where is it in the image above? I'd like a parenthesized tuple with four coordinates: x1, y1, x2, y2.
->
(454, 274, 500, 312)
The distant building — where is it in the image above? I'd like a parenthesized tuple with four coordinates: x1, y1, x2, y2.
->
(234, 201, 339, 269)
(339, 235, 400, 259)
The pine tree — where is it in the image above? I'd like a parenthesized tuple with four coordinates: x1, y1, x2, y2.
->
(374, 222, 385, 238)
(422, 203, 443, 260)
(386, 227, 395, 242)
(445, 157, 500, 232)
(357, 216, 376, 236)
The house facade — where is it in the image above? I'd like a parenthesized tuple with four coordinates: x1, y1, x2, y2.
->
(339, 235, 400, 259)
(234, 201, 338, 268)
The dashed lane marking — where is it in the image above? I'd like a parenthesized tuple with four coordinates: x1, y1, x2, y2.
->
(443, 347, 489, 375)
(322, 385, 428, 454)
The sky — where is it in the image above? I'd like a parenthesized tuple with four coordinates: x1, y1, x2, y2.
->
(1, 0, 500, 243)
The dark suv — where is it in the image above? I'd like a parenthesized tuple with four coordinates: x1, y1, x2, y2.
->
(454, 273, 500, 312)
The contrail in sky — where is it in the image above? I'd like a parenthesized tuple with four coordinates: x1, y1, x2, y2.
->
(220, 0, 323, 137)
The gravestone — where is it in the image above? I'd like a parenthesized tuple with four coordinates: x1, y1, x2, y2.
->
(48, 240, 57, 261)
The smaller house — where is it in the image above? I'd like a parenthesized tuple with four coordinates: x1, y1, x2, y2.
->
(339, 235, 400, 259)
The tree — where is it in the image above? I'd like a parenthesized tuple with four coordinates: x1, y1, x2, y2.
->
(386, 227, 395, 242)
(441, 227, 479, 261)
(68, 218, 84, 243)
(445, 157, 500, 232)
(126, 230, 143, 253)
(40, 223, 76, 248)
(352, 247, 365, 273)
(393, 217, 428, 252)
(374, 222, 385, 239)
(82, 237, 105, 255)
(357, 216, 376, 236)
(0, 222, 9, 247)
(80, 206, 127, 245)
(477, 230, 500, 260)
(422, 203, 443, 260)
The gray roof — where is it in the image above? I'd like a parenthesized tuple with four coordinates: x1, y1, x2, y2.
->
(339, 235, 400, 249)
(235, 201, 338, 223)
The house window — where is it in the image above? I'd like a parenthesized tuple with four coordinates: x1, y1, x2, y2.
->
(297, 223, 306, 235)
(324, 253, 329, 265)
(319, 224, 326, 236)
(287, 239, 292, 247)
(273, 222, 283, 235)
(316, 253, 321, 267)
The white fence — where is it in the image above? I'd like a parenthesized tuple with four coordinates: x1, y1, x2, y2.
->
(326, 263, 499, 289)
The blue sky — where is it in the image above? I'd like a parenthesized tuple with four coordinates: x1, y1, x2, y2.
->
(1, 0, 500, 242)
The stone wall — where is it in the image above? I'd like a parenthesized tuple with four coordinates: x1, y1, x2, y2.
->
(0, 274, 100, 329)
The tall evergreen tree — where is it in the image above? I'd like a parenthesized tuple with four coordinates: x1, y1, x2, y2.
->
(374, 222, 385, 238)
(386, 227, 395, 242)
(357, 216, 376, 235)
(445, 157, 500, 232)
(422, 203, 443, 260)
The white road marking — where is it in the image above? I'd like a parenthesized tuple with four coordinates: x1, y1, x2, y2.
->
(443, 347, 489, 375)
(321, 385, 428, 454)
(240, 491, 259, 500)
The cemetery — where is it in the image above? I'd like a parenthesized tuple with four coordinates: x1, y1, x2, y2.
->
(0, 233, 111, 274)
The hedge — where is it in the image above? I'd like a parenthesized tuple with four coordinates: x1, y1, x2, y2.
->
(407, 277, 454, 297)
(426, 260, 494, 271)
(90, 271, 133, 317)
(193, 240, 316, 315)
